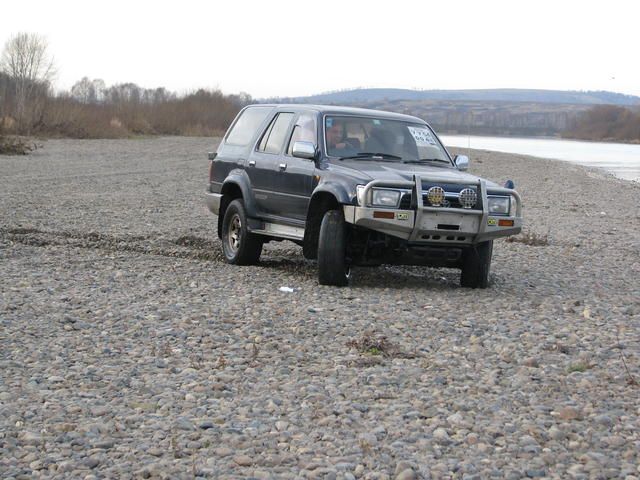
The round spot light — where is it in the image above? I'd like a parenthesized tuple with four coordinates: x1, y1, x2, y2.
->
(459, 188, 477, 209)
(427, 186, 445, 206)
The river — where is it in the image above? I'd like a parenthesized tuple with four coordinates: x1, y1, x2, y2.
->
(441, 135, 640, 183)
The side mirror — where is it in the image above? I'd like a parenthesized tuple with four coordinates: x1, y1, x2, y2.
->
(454, 154, 469, 171)
(208, 152, 217, 161)
(292, 141, 317, 160)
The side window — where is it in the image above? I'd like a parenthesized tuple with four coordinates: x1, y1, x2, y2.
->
(287, 113, 317, 155)
(257, 112, 294, 154)
(225, 107, 271, 146)
(258, 119, 275, 152)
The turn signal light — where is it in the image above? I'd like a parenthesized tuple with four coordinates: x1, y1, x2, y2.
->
(498, 219, 514, 227)
(373, 211, 395, 219)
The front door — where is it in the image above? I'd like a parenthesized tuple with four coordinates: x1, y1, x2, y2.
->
(274, 112, 319, 221)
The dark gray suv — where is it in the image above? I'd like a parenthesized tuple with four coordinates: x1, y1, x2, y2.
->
(206, 104, 522, 287)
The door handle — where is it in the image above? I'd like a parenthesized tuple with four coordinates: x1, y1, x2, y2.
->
(248, 160, 256, 167)
(279, 163, 287, 171)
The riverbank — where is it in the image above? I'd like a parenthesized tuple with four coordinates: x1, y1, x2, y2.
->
(1, 138, 639, 478)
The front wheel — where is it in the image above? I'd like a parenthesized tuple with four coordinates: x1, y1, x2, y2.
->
(460, 240, 493, 288)
(317, 209, 350, 286)
(221, 199, 262, 265)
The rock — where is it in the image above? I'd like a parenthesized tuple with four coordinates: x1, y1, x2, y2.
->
(93, 439, 114, 449)
(275, 420, 289, 431)
(19, 431, 41, 446)
(557, 406, 582, 421)
(215, 447, 233, 457)
(526, 470, 546, 478)
(395, 469, 417, 480)
(233, 455, 252, 466)
(447, 412, 464, 425)
(594, 414, 613, 426)
(394, 462, 415, 475)
(466, 433, 479, 445)
(84, 457, 100, 469)
(433, 427, 451, 444)
(548, 426, 565, 441)
(90, 406, 110, 417)
(148, 447, 163, 456)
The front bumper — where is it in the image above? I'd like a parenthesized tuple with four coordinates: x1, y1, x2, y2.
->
(343, 175, 522, 244)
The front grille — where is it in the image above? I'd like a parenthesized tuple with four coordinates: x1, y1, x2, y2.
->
(399, 185, 481, 210)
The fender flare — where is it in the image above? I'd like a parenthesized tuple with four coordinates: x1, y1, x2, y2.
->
(302, 182, 353, 259)
(221, 170, 257, 217)
(310, 181, 352, 206)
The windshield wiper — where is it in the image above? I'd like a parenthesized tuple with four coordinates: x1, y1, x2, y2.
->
(403, 158, 451, 165)
(339, 152, 403, 161)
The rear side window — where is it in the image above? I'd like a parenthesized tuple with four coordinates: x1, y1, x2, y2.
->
(257, 112, 294, 154)
(287, 113, 317, 155)
(225, 107, 271, 146)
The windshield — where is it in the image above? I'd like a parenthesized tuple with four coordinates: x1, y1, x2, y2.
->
(324, 115, 451, 164)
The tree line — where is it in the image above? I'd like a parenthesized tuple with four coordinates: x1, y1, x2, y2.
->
(563, 105, 640, 143)
(0, 32, 248, 143)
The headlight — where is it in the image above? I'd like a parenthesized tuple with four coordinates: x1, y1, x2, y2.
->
(487, 196, 510, 215)
(371, 189, 401, 207)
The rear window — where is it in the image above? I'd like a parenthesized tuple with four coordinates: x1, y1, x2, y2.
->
(257, 112, 295, 154)
(225, 107, 271, 146)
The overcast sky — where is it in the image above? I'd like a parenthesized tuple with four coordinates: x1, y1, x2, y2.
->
(1, 0, 638, 99)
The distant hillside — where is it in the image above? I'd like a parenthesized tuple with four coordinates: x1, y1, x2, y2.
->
(275, 88, 640, 107)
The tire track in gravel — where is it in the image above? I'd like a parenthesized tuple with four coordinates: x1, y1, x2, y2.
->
(0, 227, 224, 262)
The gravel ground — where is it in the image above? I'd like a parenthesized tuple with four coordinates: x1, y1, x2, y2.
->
(1, 137, 639, 480)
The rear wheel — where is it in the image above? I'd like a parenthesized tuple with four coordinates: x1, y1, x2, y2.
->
(460, 240, 493, 288)
(317, 209, 350, 286)
(221, 199, 262, 265)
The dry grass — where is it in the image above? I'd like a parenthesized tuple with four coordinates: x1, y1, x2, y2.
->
(1, 75, 245, 139)
(0, 135, 38, 155)
(346, 331, 417, 359)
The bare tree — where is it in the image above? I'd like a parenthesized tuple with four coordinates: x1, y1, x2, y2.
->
(0, 32, 55, 133)
(71, 77, 93, 103)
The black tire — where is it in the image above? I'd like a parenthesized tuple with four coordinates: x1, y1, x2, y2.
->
(460, 240, 493, 288)
(317, 209, 350, 286)
(221, 199, 262, 265)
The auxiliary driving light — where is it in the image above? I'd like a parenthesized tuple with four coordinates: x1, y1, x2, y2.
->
(427, 186, 445, 206)
(459, 188, 477, 209)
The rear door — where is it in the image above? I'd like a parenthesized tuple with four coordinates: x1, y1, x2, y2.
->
(246, 112, 295, 215)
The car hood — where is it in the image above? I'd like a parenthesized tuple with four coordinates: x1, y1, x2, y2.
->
(328, 159, 500, 188)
